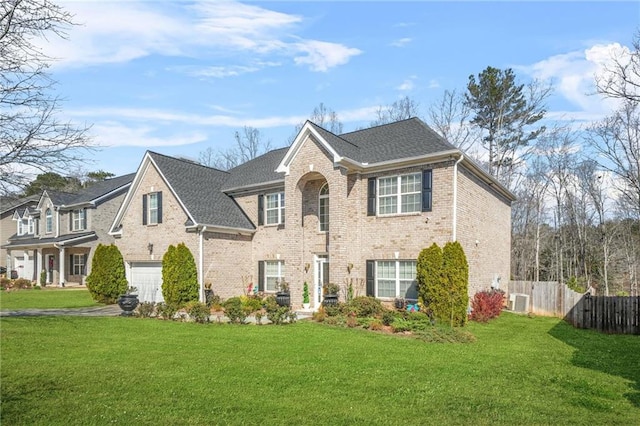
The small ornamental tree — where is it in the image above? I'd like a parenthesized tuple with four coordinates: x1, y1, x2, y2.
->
(442, 241, 469, 327)
(417, 243, 446, 321)
(85, 244, 128, 304)
(162, 243, 198, 306)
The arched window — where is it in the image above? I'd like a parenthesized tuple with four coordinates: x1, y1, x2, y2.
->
(319, 183, 329, 232)
(45, 208, 52, 233)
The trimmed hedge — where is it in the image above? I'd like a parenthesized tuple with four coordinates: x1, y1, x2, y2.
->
(442, 241, 469, 327)
(162, 243, 198, 306)
(85, 244, 128, 304)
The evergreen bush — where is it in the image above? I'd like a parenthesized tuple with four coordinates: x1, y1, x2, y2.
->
(442, 241, 469, 327)
(162, 243, 198, 306)
(85, 244, 128, 304)
(416, 243, 448, 323)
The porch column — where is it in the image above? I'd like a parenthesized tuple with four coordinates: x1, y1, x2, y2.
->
(36, 249, 43, 285)
(59, 246, 65, 287)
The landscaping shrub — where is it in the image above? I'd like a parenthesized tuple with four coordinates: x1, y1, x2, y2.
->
(0, 277, 11, 289)
(381, 311, 395, 326)
(185, 301, 210, 323)
(442, 241, 469, 327)
(156, 302, 178, 320)
(345, 296, 386, 318)
(264, 296, 295, 325)
(414, 327, 476, 343)
(470, 289, 505, 322)
(312, 309, 327, 322)
(240, 295, 263, 314)
(136, 302, 156, 318)
(223, 297, 247, 324)
(162, 243, 198, 306)
(416, 243, 447, 323)
(391, 318, 412, 333)
(13, 278, 32, 289)
(85, 244, 128, 304)
(324, 304, 342, 317)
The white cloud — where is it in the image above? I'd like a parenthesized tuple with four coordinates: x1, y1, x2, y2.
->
(45, 1, 359, 72)
(390, 38, 412, 48)
(397, 75, 417, 91)
(89, 122, 208, 148)
(293, 40, 362, 72)
(427, 79, 440, 89)
(520, 42, 626, 121)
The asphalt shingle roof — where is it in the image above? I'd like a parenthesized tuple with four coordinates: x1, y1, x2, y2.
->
(222, 147, 288, 192)
(66, 173, 135, 205)
(149, 152, 255, 230)
(0, 195, 39, 215)
(338, 117, 458, 163)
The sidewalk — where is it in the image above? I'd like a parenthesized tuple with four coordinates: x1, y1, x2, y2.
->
(0, 305, 122, 317)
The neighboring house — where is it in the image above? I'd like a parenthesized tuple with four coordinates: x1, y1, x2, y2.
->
(0, 195, 40, 275)
(110, 118, 515, 308)
(2, 174, 135, 285)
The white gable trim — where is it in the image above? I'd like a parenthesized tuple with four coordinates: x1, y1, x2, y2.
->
(109, 152, 197, 235)
(276, 122, 343, 175)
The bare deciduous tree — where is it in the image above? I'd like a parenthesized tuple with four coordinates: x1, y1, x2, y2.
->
(0, 0, 91, 195)
(585, 100, 640, 219)
(198, 126, 271, 170)
(370, 96, 420, 127)
(428, 89, 479, 152)
(595, 31, 640, 103)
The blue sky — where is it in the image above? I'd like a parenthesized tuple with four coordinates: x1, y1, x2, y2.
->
(42, 1, 639, 177)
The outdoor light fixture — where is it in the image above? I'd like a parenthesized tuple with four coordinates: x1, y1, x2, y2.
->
(147, 243, 153, 254)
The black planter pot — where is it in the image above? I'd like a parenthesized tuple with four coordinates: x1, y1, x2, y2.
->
(117, 294, 139, 316)
(322, 294, 339, 307)
(275, 291, 291, 307)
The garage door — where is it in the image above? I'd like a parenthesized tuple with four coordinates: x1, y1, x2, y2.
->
(130, 262, 164, 303)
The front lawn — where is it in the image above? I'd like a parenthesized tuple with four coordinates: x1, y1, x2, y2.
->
(0, 288, 101, 310)
(1, 313, 638, 425)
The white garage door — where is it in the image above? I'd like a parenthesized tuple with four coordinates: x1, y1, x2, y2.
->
(130, 262, 164, 303)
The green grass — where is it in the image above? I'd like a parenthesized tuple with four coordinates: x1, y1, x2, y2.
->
(1, 313, 639, 425)
(0, 289, 102, 310)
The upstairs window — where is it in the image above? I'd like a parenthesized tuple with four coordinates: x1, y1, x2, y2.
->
(258, 192, 285, 226)
(142, 192, 163, 225)
(17, 219, 26, 236)
(368, 170, 432, 216)
(28, 217, 34, 234)
(72, 209, 86, 231)
(45, 208, 53, 233)
(319, 183, 329, 232)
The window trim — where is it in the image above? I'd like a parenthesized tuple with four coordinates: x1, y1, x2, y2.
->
(265, 192, 285, 226)
(318, 183, 329, 232)
(377, 172, 422, 216)
(264, 260, 285, 293)
(71, 254, 86, 276)
(373, 260, 417, 299)
(45, 208, 53, 234)
(72, 209, 86, 231)
(148, 192, 159, 225)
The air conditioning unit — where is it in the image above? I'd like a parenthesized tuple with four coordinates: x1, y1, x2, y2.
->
(508, 293, 530, 313)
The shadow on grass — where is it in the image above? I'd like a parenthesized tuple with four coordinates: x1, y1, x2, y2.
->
(548, 319, 640, 408)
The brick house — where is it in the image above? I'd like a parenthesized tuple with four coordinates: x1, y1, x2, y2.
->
(2, 174, 134, 285)
(110, 118, 514, 308)
(1, 195, 40, 275)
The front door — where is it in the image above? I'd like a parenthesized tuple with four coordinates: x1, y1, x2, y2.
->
(46, 255, 55, 283)
(315, 255, 329, 309)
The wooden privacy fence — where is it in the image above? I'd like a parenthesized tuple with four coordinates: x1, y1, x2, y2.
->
(566, 295, 640, 335)
(507, 281, 583, 317)
(506, 281, 640, 334)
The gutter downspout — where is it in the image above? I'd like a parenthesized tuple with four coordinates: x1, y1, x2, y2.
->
(199, 226, 207, 302)
(452, 154, 464, 242)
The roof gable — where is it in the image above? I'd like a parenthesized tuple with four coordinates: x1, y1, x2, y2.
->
(111, 151, 255, 234)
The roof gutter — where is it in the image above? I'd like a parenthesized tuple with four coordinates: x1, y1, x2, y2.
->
(452, 154, 464, 242)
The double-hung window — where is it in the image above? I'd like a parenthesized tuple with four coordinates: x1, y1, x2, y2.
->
(368, 170, 432, 216)
(265, 192, 285, 225)
(148, 193, 159, 224)
(264, 260, 285, 292)
(378, 173, 421, 215)
(373, 260, 417, 299)
(72, 209, 86, 231)
(45, 208, 53, 233)
(72, 254, 86, 275)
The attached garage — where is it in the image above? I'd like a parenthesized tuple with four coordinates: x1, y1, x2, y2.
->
(129, 262, 164, 303)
